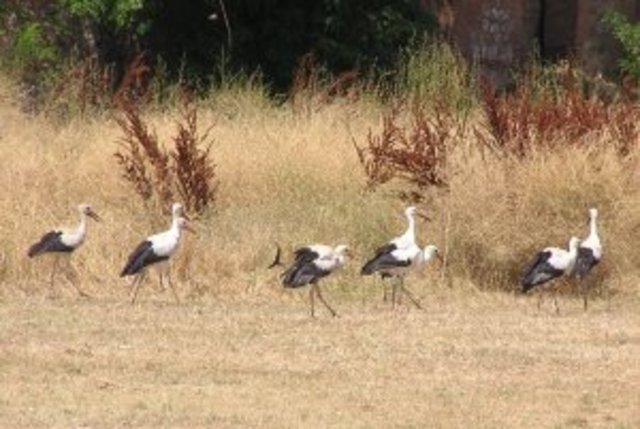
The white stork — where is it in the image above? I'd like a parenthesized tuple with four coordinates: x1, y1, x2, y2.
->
(573, 208, 602, 310)
(271, 244, 350, 317)
(27, 203, 101, 297)
(361, 242, 440, 309)
(171, 202, 189, 220)
(521, 236, 581, 314)
(120, 216, 194, 304)
(361, 206, 431, 308)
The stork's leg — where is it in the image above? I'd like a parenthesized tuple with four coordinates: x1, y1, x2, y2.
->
(48, 255, 60, 297)
(553, 289, 560, 315)
(391, 279, 398, 309)
(165, 270, 180, 304)
(309, 286, 315, 318)
(155, 264, 168, 292)
(313, 283, 338, 317)
(537, 290, 544, 311)
(583, 288, 589, 311)
(158, 272, 164, 292)
(62, 257, 89, 298)
(382, 279, 388, 303)
(130, 272, 146, 305)
(579, 275, 589, 311)
(399, 280, 423, 310)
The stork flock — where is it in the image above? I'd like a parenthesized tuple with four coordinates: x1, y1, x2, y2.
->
(25, 202, 602, 316)
(28, 202, 193, 304)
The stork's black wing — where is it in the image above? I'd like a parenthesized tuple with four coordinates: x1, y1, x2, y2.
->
(120, 240, 168, 276)
(293, 247, 320, 264)
(521, 251, 562, 292)
(282, 260, 330, 288)
(361, 243, 402, 275)
(27, 231, 73, 257)
(573, 247, 599, 277)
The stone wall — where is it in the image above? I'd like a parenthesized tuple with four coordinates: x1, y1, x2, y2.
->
(443, 0, 640, 89)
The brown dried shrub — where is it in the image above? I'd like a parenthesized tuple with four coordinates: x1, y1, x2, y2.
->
(45, 57, 114, 118)
(114, 59, 218, 215)
(478, 67, 640, 158)
(171, 93, 218, 214)
(354, 100, 453, 200)
(289, 53, 374, 115)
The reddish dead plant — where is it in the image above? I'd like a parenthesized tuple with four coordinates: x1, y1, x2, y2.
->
(171, 92, 218, 214)
(354, 100, 452, 200)
(114, 57, 218, 214)
(46, 58, 114, 117)
(478, 68, 640, 158)
(114, 94, 173, 207)
(289, 53, 370, 114)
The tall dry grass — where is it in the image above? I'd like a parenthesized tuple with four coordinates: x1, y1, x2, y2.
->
(1, 70, 639, 305)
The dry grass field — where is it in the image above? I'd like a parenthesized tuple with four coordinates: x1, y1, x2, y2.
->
(1, 75, 640, 427)
(1, 293, 639, 428)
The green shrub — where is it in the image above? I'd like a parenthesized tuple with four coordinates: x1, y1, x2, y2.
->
(10, 22, 57, 79)
(603, 9, 640, 82)
(397, 40, 476, 113)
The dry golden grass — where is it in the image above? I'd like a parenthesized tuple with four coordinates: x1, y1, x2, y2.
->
(0, 77, 640, 427)
(0, 293, 638, 428)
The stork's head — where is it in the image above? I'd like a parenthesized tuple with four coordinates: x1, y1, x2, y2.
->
(405, 205, 431, 221)
(588, 207, 598, 222)
(78, 203, 100, 222)
(423, 244, 442, 262)
(568, 236, 581, 250)
(172, 202, 190, 220)
(176, 217, 196, 234)
(334, 244, 351, 257)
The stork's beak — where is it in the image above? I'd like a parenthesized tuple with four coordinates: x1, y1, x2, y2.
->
(416, 211, 432, 222)
(184, 224, 196, 234)
(182, 212, 191, 221)
(88, 210, 101, 222)
(436, 253, 444, 264)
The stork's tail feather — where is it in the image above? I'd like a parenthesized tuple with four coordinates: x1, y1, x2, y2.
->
(267, 244, 283, 269)
(519, 282, 534, 294)
(360, 259, 377, 275)
(120, 258, 142, 277)
(27, 242, 45, 258)
(120, 265, 133, 277)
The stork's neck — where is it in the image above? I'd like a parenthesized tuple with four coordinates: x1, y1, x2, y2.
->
(588, 215, 599, 241)
(77, 211, 88, 235)
(568, 241, 579, 258)
(169, 218, 182, 238)
(401, 212, 416, 242)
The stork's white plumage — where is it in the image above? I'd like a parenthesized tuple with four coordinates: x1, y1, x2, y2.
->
(27, 203, 101, 297)
(362, 241, 440, 309)
(360, 206, 421, 278)
(390, 206, 420, 250)
(361, 206, 432, 309)
(573, 208, 602, 310)
(171, 202, 189, 220)
(414, 245, 442, 268)
(121, 215, 193, 304)
(280, 244, 350, 317)
(521, 236, 581, 313)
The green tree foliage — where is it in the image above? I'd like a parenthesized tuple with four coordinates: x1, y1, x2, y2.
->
(0, 0, 434, 95)
(603, 9, 640, 82)
(12, 22, 58, 77)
